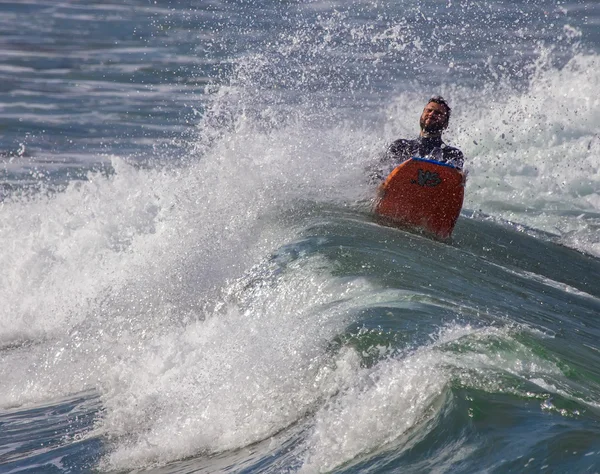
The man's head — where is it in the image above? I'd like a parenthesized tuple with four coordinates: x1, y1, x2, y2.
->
(420, 96, 451, 136)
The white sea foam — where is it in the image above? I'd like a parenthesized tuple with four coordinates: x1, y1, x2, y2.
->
(456, 53, 600, 256)
(0, 78, 379, 407)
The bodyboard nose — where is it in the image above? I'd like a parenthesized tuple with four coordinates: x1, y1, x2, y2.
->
(374, 158, 465, 238)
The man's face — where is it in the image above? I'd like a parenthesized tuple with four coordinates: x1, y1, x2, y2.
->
(420, 101, 449, 134)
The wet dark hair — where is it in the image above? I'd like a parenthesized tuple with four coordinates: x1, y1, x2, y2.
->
(428, 96, 451, 123)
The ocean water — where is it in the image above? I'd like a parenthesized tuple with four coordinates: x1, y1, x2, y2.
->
(1, 1, 600, 473)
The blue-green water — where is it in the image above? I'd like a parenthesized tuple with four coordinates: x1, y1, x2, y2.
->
(1, 1, 600, 472)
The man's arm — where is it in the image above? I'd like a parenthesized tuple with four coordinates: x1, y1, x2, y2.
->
(369, 139, 412, 183)
(443, 146, 464, 170)
(449, 148, 467, 184)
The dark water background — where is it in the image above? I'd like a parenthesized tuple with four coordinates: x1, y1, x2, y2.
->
(1, 1, 600, 472)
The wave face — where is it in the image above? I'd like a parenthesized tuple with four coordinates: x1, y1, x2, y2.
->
(1, 1, 600, 473)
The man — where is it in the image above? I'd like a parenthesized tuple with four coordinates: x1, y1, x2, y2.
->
(372, 96, 464, 182)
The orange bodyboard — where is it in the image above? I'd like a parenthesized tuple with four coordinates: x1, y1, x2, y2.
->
(374, 158, 464, 238)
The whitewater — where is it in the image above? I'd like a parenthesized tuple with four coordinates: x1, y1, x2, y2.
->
(1, 1, 599, 473)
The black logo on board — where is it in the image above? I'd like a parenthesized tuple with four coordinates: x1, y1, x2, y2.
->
(411, 169, 441, 187)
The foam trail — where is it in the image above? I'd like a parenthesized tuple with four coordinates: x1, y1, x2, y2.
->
(300, 324, 567, 472)
(300, 346, 449, 473)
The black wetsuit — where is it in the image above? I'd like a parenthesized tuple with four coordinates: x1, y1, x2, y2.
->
(371, 136, 464, 182)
